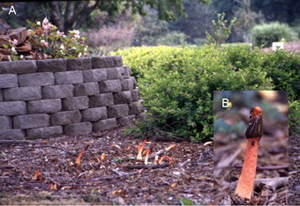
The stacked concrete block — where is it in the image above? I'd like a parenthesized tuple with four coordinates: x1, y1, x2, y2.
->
(0, 55, 144, 140)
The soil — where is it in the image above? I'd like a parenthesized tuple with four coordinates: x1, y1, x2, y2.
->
(0, 126, 213, 205)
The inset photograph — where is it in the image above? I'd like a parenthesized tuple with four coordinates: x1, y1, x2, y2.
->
(213, 91, 288, 205)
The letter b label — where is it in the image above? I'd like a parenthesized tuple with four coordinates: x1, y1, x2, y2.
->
(222, 98, 230, 108)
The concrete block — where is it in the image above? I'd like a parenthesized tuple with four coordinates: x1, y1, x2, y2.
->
(117, 115, 135, 126)
(42, 85, 73, 99)
(132, 88, 140, 102)
(26, 126, 63, 139)
(37, 59, 67, 72)
(107, 67, 125, 80)
(64, 122, 92, 136)
(18, 72, 54, 87)
(0, 74, 18, 88)
(13, 114, 50, 129)
(129, 102, 144, 115)
(0, 129, 25, 140)
(89, 93, 113, 107)
(81, 107, 107, 122)
(51, 110, 81, 126)
(54, 71, 83, 85)
(123, 66, 132, 78)
(0, 101, 26, 115)
(92, 56, 123, 69)
(4, 86, 41, 101)
(99, 80, 121, 93)
(93, 118, 117, 132)
(121, 78, 134, 91)
(62, 96, 89, 110)
(107, 104, 129, 118)
(0, 60, 37, 74)
(83, 68, 107, 82)
(74, 82, 100, 96)
(27, 99, 62, 114)
(0, 116, 12, 130)
(113, 91, 132, 104)
(67, 57, 92, 71)
(130, 76, 137, 89)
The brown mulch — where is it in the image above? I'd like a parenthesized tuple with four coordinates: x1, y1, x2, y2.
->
(0, 126, 213, 205)
(289, 130, 300, 205)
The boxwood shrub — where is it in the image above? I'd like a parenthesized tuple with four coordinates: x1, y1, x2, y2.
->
(113, 45, 300, 141)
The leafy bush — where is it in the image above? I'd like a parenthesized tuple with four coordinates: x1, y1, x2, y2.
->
(251, 22, 298, 48)
(157, 31, 187, 46)
(113, 45, 274, 142)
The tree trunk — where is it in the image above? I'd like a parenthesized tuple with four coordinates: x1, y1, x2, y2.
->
(50, 2, 64, 32)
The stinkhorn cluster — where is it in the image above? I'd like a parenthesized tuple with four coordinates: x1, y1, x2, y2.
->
(235, 106, 263, 200)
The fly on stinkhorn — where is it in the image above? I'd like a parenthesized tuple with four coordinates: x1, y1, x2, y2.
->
(235, 106, 263, 200)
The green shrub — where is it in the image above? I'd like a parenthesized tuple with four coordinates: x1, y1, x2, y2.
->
(251, 22, 298, 48)
(157, 31, 187, 46)
(113, 45, 274, 142)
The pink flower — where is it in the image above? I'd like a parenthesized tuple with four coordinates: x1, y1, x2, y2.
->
(42, 42, 49, 48)
(191, 122, 194, 127)
(198, 67, 202, 70)
(71, 37, 76, 42)
(42, 17, 49, 25)
(12, 39, 18, 45)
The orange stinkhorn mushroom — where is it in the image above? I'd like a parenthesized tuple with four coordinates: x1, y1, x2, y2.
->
(137, 139, 147, 160)
(235, 106, 263, 200)
(76, 144, 90, 165)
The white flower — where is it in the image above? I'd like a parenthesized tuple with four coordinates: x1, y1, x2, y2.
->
(20, 55, 24, 59)
(60, 44, 65, 50)
(42, 17, 49, 25)
(78, 52, 82, 58)
(41, 39, 45, 43)
(37, 21, 41, 26)
(72, 46, 76, 50)
(84, 46, 87, 52)
(11, 47, 17, 54)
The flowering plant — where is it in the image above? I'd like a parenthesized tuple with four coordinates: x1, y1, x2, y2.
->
(26, 17, 89, 59)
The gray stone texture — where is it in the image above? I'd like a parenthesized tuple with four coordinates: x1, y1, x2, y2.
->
(54, 71, 83, 85)
(37, 59, 67, 72)
(81, 107, 107, 122)
(42, 85, 74, 99)
(136, 113, 147, 122)
(89, 93, 114, 107)
(117, 115, 135, 126)
(83, 68, 107, 82)
(27, 126, 63, 139)
(0, 74, 18, 88)
(67, 57, 92, 71)
(0, 129, 25, 140)
(0, 60, 37, 74)
(0, 116, 11, 130)
(129, 102, 144, 115)
(121, 78, 134, 91)
(123, 66, 132, 78)
(18, 72, 54, 87)
(130, 76, 137, 89)
(4, 86, 41, 101)
(113, 91, 132, 104)
(27, 99, 62, 114)
(74, 82, 100, 96)
(107, 104, 129, 118)
(93, 118, 117, 132)
(0, 89, 2, 101)
(51, 110, 81, 126)
(107, 67, 125, 80)
(92, 56, 123, 69)
(132, 88, 140, 102)
(13, 114, 50, 129)
(99, 80, 121, 93)
(62, 96, 89, 110)
(64, 122, 92, 136)
(0, 101, 26, 115)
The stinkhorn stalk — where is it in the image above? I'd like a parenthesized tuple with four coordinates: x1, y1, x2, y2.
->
(235, 106, 263, 200)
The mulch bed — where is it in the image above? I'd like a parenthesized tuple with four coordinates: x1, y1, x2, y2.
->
(0, 126, 213, 205)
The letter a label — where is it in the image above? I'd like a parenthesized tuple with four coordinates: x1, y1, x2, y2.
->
(9, 6, 16, 15)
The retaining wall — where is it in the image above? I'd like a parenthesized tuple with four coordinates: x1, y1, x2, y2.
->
(0, 56, 144, 140)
